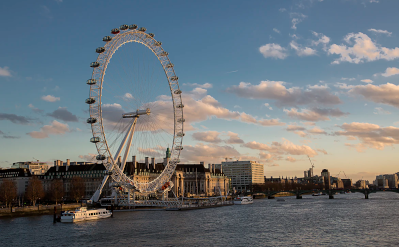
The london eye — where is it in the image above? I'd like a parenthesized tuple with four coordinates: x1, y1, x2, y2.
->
(85, 24, 184, 202)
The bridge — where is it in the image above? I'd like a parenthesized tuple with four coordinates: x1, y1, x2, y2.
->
(254, 188, 399, 199)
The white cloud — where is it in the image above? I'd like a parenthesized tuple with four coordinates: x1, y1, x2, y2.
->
(0, 67, 12, 77)
(290, 41, 317, 56)
(28, 120, 70, 139)
(225, 131, 244, 144)
(78, 153, 96, 162)
(264, 103, 273, 110)
(259, 43, 288, 59)
(373, 107, 391, 115)
(226, 80, 342, 107)
(349, 83, 399, 108)
(273, 28, 280, 34)
(279, 8, 286, 12)
(361, 79, 373, 83)
(381, 67, 399, 77)
(180, 143, 240, 163)
(335, 82, 355, 89)
(311, 31, 330, 50)
(28, 104, 43, 113)
(284, 107, 348, 121)
(243, 138, 318, 157)
(329, 32, 399, 64)
(368, 28, 392, 36)
(192, 131, 222, 143)
(41, 95, 60, 102)
(286, 156, 296, 162)
(290, 13, 307, 30)
(184, 83, 213, 89)
(341, 77, 356, 81)
(307, 127, 327, 135)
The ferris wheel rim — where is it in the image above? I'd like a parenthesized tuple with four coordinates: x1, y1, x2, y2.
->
(87, 27, 184, 193)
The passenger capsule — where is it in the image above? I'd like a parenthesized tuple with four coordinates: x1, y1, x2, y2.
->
(129, 24, 138, 30)
(90, 137, 100, 143)
(165, 63, 174, 68)
(177, 103, 184, 108)
(85, 97, 96, 104)
(160, 51, 168, 56)
(148, 33, 155, 38)
(170, 76, 178, 81)
(138, 27, 146, 32)
(90, 62, 100, 68)
(103, 36, 112, 42)
(120, 24, 129, 30)
(175, 146, 183, 151)
(96, 47, 105, 53)
(86, 117, 97, 124)
(177, 118, 185, 123)
(177, 132, 185, 137)
(96, 155, 106, 160)
(111, 28, 120, 34)
(174, 89, 182, 94)
(86, 79, 97, 85)
(154, 41, 162, 46)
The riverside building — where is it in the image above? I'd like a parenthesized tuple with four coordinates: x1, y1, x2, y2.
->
(217, 160, 264, 193)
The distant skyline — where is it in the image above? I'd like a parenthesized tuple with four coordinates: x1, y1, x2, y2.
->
(1, 0, 399, 182)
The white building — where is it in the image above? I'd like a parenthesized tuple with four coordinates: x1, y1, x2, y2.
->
(216, 160, 264, 193)
(11, 161, 51, 175)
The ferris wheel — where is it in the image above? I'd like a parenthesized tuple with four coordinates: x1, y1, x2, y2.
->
(85, 24, 184, 202)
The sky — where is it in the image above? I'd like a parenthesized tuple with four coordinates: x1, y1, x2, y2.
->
(0, 0, 398, 182)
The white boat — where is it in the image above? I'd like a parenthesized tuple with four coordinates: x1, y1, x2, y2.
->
(234, 196, 253, 205)
(60, 207, 112, 223)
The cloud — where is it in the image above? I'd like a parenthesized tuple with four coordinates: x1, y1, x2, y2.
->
(368, 28, 392, 36)
(302, 121, 316, 126)
(341, 77, 356, 81)
(335, 82, 354, 90)
(328, 32, 399, 64)
(0, 113, 31, 124)
(286, 125, 306, 132)
(279, 8, 286, 12)
(122, 93, 134, 100)
(290, 41, 317, 56)
(137, 147, 164, 158)
(290, 13, 307, 30)
(28, 120, 70, 139)
(286, 156, 296, 162)
(78, 153, 96, 162)
(41, 95, 60, 102)
(40, 5, 52, 19)
(28, 104, 44, 113)
(243, 138, 318, 157)
(308, 127, 327, 135)
(373, 107, 391, 115)
(259, 44, 288, 59)
(183, 83, 213, 89)
(0, 130, 19, 139)
(47, 107, 78, 122)
(180, 143, 240, 163)
(311, 31, 330, 50)
(239, 112, 285, 127)
(273, 28, 280, 34)
(0, 67, 12, 77)
(361, 79, 373, 83)
(225, 131, 244, 144)
(349, 83, 399, 108)
(284, 107, 348, 121)
(316, 148, 327, 155)
(381, 67, 399, 77)
(335, 122, 399, 151)
(226, 81, 342, 107)
(192, 131, 222, 143)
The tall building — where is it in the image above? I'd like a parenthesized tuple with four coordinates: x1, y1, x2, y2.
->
(321, 169, 331, 189)
(217, 160, 264, 193)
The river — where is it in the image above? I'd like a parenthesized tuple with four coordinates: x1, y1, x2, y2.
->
(1, 192, 399, 246)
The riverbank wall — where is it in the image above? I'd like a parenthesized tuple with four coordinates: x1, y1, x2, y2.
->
(0, 203, 81, 218)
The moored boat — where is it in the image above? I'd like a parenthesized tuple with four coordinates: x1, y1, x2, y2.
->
(234, 196, 253, 205)
(60, 207, 112, 223)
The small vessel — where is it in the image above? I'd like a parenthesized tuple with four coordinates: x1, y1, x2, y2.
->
(321, 192, 326, 195)
(234, 196, 253, 205)
(312, 192, 321, 196)
(277, 198, 285, 202)
(60, 207, 112, 223)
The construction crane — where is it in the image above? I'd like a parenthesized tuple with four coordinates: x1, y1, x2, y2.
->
(307, 155, 314, 177)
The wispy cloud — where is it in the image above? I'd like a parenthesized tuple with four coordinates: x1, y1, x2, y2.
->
(41, 95, 60, 102)
(0, 67, 12, 77)
(368, 28, 392, 36)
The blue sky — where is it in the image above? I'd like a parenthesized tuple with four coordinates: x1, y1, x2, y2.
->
(1, 0, 399, 182)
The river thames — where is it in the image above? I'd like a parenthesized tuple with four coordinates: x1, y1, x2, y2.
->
(1, 192, 399, 246)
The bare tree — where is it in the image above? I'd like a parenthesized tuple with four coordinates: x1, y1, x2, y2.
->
(25, 176, 45, 206)
(70, 177, 85, 203)
(0, 180, 17, 207)
(49, 179, 64, 204)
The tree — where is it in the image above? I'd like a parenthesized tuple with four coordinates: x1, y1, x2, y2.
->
(0, 180, 17, 207)
(49, 179, 64, 204)
(70, 177, 85, 203)
(25, 176, 45, 206)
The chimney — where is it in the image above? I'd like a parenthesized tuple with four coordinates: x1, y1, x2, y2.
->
(200, 161, 204, 167)
(132, 156, 136, 169)
(151, 158, 155, 170)
(145, 157, 149, 170)
(220, 164, 223, 174)
(67, 159, 70, 166)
